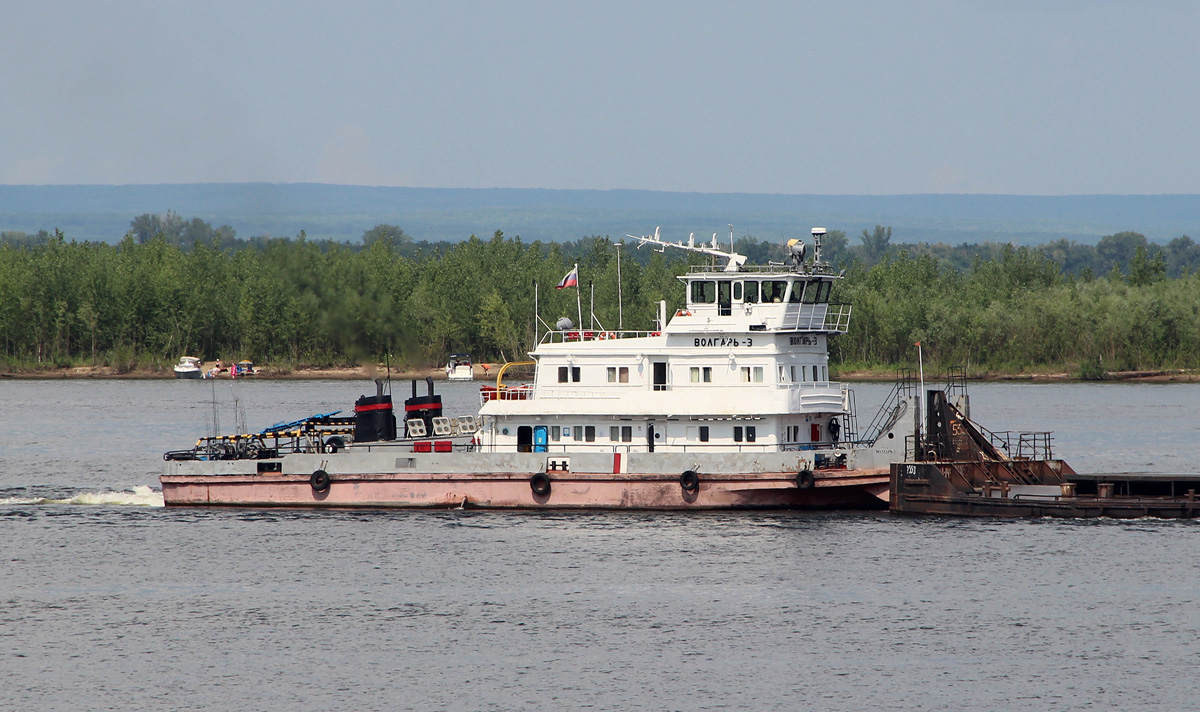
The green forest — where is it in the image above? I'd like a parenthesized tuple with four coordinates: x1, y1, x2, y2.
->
(1, 216, 1198, 378)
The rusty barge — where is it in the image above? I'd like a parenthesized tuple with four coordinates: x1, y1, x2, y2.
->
(890, 389, 1200, 519)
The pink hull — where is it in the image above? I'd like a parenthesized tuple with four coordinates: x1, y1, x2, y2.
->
(161, 469, 890, 510)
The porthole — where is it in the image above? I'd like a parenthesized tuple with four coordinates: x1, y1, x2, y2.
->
(502, 428, 510, 435)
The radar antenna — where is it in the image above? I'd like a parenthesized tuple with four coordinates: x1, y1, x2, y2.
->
(627, 226, 748, 272)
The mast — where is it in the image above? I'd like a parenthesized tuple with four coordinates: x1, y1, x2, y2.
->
(615, 241, 624, 330)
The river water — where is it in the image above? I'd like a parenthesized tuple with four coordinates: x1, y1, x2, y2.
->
(2, 379, 1198, 711)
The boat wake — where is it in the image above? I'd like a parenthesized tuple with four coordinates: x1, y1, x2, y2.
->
(1, 485, 165, 508)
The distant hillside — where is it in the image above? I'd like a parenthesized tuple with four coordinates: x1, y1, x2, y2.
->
(1, 184, 1197, 245)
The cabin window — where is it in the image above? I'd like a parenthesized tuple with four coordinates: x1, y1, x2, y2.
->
(609, 426, 631, 442)
(572, 367, 581, 382)
(789, 281, 805, 303)
(611, 426, 619, 441)
(606, 366, 629, 383)
(550, 426, 561, 441)
(690, 367, 700, 383)
(689, 366, 712, 383)
(691, 281, 716, 304)
(700, 426, 709, 442)
(558, 366, 568, 383)
(733, 426, 743, 442)
(584, 426, 596, 442)
(740, 366, 764, 383)
(744, 281, 759, 303)
(746, 426, 756, 443)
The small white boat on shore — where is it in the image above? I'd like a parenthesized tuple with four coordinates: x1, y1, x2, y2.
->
(172, 356, 203, 379)
(446, 353, 474, 381)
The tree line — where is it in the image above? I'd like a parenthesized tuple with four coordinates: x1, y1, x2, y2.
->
(1, 216, 1197, 377)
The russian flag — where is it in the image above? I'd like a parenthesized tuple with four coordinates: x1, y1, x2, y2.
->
(556, 266, 578, 289)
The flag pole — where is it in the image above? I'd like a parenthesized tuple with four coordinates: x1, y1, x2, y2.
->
(574, 263, 583, 332)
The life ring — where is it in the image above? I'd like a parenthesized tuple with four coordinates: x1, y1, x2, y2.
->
(679, 470, 700, 493)
(311, 469, 331, 492)
(530, 472, 552, 496)
(796, 469, 814, 490)
(675, 309, 692, 317)
(326, 436, 346, 453)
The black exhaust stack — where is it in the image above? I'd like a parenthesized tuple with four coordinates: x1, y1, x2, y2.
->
(403, 377, 443, 436)
(354, 378, 397, 442)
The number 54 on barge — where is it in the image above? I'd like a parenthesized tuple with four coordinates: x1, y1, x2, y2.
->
(162, 228, 920, 510)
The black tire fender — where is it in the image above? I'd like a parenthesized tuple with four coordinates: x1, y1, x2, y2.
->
(326, 436, 346, 454)
(311, 469, 331, 492)
(530, 472, 551, 496)
(680, 470, 700, 493)
(796, 468, 815, 490)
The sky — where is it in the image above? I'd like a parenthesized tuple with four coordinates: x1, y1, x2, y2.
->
(3, 1, 1198, 195)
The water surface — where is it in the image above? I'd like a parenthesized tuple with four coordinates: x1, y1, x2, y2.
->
(2, 379, 1197, 711)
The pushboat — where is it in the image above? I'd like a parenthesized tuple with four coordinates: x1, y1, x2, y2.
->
(162, 227, 916, 509)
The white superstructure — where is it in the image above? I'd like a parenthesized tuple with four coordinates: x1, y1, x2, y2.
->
(478, 228, 867, 464)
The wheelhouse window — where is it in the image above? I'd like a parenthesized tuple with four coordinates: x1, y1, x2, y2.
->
(762, 281, 788, 303)
(718, 280, 732, 316)
(744, 281, 759, 303)
(789, 280, 805, 303)
(691, 280, 716, 304)
(803, 280, 832, 304)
